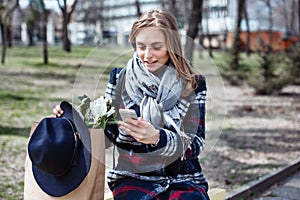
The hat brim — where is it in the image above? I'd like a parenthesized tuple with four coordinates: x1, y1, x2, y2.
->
(32, 101, 91, 197)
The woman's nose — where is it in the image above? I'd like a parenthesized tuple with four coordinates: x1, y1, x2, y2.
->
(144, 47, 153, 58)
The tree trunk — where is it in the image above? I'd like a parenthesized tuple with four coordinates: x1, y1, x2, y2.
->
(231, 0, 245, 71)
(244, 0, 251, 56)
(222, 17, 228, 50)
(185, 0, 203, 62)
(290, 0, 296, 36)
(198, 30, 203, 58)
(0, 0, 20, 64)
(57, 0, 79, 52)
(42, 15, 48, 64)
(265, 0, 273, 51)
(184, 0, 191, 27)
(298, 0, 300, 42)
(169, 0, 177, 17)
(205, 11, 213, 58)
(282, 0, 292, 52)
(1, 23, 8, 64)
(62, 14, 71, 52)
(160, 0, 166, 9)
(208, 34, 213, 58)
(135, 0, 142, 17)
(27, 22, 35, 46)
(7, 26, 12, 47)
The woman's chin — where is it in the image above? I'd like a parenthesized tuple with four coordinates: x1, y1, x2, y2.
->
(144, 64, 162, 72)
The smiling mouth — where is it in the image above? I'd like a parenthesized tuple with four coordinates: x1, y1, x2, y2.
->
(144, 60, 157, 65)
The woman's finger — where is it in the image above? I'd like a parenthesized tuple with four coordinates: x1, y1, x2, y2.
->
(52, 104, 64, 117)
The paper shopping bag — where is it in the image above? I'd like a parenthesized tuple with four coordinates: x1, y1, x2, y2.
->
(24, 122, 106, 200)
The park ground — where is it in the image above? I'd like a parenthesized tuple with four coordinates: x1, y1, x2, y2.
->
(0, 46, 299, 199)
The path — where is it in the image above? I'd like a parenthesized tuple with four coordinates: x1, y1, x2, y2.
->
(253, 169, 300, 200)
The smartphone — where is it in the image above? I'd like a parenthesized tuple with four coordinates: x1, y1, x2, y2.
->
(119, 109, 138, 120)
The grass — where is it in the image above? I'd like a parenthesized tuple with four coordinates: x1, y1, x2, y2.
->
(0, 45, 134, 129)
(0, 135, 27, 200)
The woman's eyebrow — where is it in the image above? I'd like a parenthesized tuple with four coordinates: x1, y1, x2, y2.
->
(151, 42, 164, 45)
(136, 41, 164, 45)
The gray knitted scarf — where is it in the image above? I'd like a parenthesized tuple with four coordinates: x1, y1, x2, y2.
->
(122, 53, 191, 158)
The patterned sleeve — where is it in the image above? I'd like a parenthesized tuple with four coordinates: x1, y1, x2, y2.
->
(153, 75, 207, 158)
(104, 68, 124, 147)
(105, 67, 124, 100)
(184, 75, 207, 158)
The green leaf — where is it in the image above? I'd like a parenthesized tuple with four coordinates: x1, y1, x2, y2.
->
(77, 95, 91, 116)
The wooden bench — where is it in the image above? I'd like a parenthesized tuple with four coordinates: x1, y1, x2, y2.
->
(208, 188, 226, 200)
(104, 188, 226, 200)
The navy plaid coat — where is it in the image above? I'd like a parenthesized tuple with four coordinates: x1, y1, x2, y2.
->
(104, 68, 210, 200)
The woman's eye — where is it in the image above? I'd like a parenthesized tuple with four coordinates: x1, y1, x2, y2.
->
(138, 46, 146, 50)
(137, 45, 163, 51)
(153, 46, 162, 50)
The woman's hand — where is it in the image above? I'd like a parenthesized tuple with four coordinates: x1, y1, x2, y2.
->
(51, 104, 64, 118)
(118, 118, 160, 145)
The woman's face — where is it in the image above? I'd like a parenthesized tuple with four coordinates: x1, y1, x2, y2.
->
(135, 27, 170, 72)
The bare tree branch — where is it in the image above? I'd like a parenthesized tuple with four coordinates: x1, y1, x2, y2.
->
(135, 0, 141, 17)
(3, 0, 19, 21)
(184, 0, 203, 61)
(69, 0, 78, 15)
(56, 0, 64, 11)
(56, 0, 79, 52)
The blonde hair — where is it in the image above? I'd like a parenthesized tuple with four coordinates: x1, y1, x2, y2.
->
(129, 9, 198, 91)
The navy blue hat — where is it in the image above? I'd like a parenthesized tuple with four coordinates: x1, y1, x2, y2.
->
(28, 101, 91, 197)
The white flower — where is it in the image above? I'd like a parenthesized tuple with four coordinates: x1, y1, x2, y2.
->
(78, 94, 117, 129)
(90, 96, 107, 117)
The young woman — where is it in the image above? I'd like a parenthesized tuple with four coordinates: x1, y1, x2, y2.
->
(54, 9, 209, 200)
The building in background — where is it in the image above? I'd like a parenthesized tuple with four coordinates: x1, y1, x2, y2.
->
(74, 0, 163, 46)
(7, 0, 299, 49)
(102, 0, 162, 45)
(73, 0, 192, 46)
(201, 0, 298, 51)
